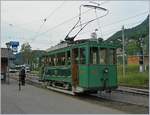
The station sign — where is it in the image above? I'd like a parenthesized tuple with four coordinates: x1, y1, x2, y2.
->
(10, 41, 19, 53)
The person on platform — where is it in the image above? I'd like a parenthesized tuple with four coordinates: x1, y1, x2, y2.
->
(19, 66, 26, 86)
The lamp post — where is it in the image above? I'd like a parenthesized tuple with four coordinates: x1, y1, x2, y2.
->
(6, 42, 11, 84)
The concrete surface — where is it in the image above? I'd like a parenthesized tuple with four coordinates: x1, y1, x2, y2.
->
(1, 79, 126, 114)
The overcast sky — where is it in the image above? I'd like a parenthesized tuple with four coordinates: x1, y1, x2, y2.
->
(1, 1, 149, 51)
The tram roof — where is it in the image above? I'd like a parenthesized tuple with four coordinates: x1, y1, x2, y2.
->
(44, 39, 119, 56)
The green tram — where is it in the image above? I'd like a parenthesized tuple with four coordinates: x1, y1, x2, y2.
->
(39, 39, 118, 94)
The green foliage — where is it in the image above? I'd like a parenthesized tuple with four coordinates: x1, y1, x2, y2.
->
(127, 41, 140, 55)
(20, 42, 32, 64)
(30, 50, 46, 71)
(31, 70, 39, 75)
(20, 42, 31, 52)
(20, 43, 46, 71)
(118, 64, 149, 88)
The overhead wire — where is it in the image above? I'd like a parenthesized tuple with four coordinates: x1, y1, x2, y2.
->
(78, 17, 148, 39)
(31, 1, 65, 41)
(32, 9, 92, 39)
(5, 2, 148, 44)
(2, 20, 51, 43)
(28, 1, 111, 40)
(102, 11, 148, 27)
(89, 1, 110, 38)
(4, 10, 148, 43)
(70, 11, 148, 39)
(8, 2, 66, 28)
(45, 1, 65, 20)
(39, 10, 148, 40)
(75, 11, 148, 29)
(66, 12, 147, 40)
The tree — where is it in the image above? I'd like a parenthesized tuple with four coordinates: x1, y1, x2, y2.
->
(20, 42, 32, 64)
(127, 40, 140, 55)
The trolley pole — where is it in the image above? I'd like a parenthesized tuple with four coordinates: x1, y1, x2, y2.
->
(122, 25, 125, 77)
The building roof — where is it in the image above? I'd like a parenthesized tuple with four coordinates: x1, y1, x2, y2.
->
(1, 48, 15, 59)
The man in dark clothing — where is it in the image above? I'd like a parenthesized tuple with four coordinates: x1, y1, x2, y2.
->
(19, 67, 26, 86)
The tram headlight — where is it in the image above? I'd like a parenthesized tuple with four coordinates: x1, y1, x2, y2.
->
(104, 68, 108, 73)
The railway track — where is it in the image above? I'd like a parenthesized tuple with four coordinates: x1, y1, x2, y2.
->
(90, 90, 148, 107)
(10, 73, 149, 107)
(116, 86, 149, 96)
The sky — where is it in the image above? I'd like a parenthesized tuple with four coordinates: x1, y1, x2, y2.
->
(1, 1, 149, 51)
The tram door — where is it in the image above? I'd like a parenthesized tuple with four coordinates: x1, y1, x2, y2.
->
(71, 48, 79, 88)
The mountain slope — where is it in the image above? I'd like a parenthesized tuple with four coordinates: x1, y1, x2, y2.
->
(106, 15, 149, 55)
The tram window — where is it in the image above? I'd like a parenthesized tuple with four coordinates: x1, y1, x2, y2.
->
(41, 58, 44, 63)
(53, 55, 56, 66)
(57, 55, 61, 66)
(50, 57, 52, 65)
(67, 51, 71, 65)
(48, 57, 51, 65)
(56, 52, 66, 66)
(99, 48, 107, 64)
(46, 57, 49, 64)
(44, 57, 46, 63)
(61, 52, 66, 65)
(109, 49, 116, 64)
(80, 48, 86, 64)
(45, 57, 47, 63)
(90, 47, 98, 64)
(53, 56, 56, 66)
(43, 57, 46, 64)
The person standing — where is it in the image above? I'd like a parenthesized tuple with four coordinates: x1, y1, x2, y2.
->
(19, 66, 26, 86)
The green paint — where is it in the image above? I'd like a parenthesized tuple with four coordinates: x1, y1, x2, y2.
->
(40, 40, 118, 91)
(78, 65, 117, 89)
(79, 65, 89, 88)
(44, 75, 71, 83)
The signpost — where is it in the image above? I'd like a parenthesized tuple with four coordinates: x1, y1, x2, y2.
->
(6, 42, 11, 84)
(5, 41, 19, 86)
(10, 41, 19, 53)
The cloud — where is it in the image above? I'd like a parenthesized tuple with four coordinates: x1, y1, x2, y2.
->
(1, 1, 149, 50)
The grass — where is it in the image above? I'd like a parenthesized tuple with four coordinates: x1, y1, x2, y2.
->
(31, 70, 39, 75)
(117, 64, 149, 89)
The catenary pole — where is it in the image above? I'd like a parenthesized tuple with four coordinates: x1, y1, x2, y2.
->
(122, 25, 125, 77)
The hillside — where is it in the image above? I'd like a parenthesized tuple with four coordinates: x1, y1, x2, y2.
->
(106, 15, 149, 42)
(106, 15, 149, 55)
(14, 50, 46, 65)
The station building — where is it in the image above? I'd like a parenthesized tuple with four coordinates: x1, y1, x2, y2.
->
(1, 48, 15, 81)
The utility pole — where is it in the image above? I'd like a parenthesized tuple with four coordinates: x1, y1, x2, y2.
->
(6, 42, 11, 84)
(125, 37, 128, 71)
(122, 25, 125, 77)
(139, 37, 144, 72)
